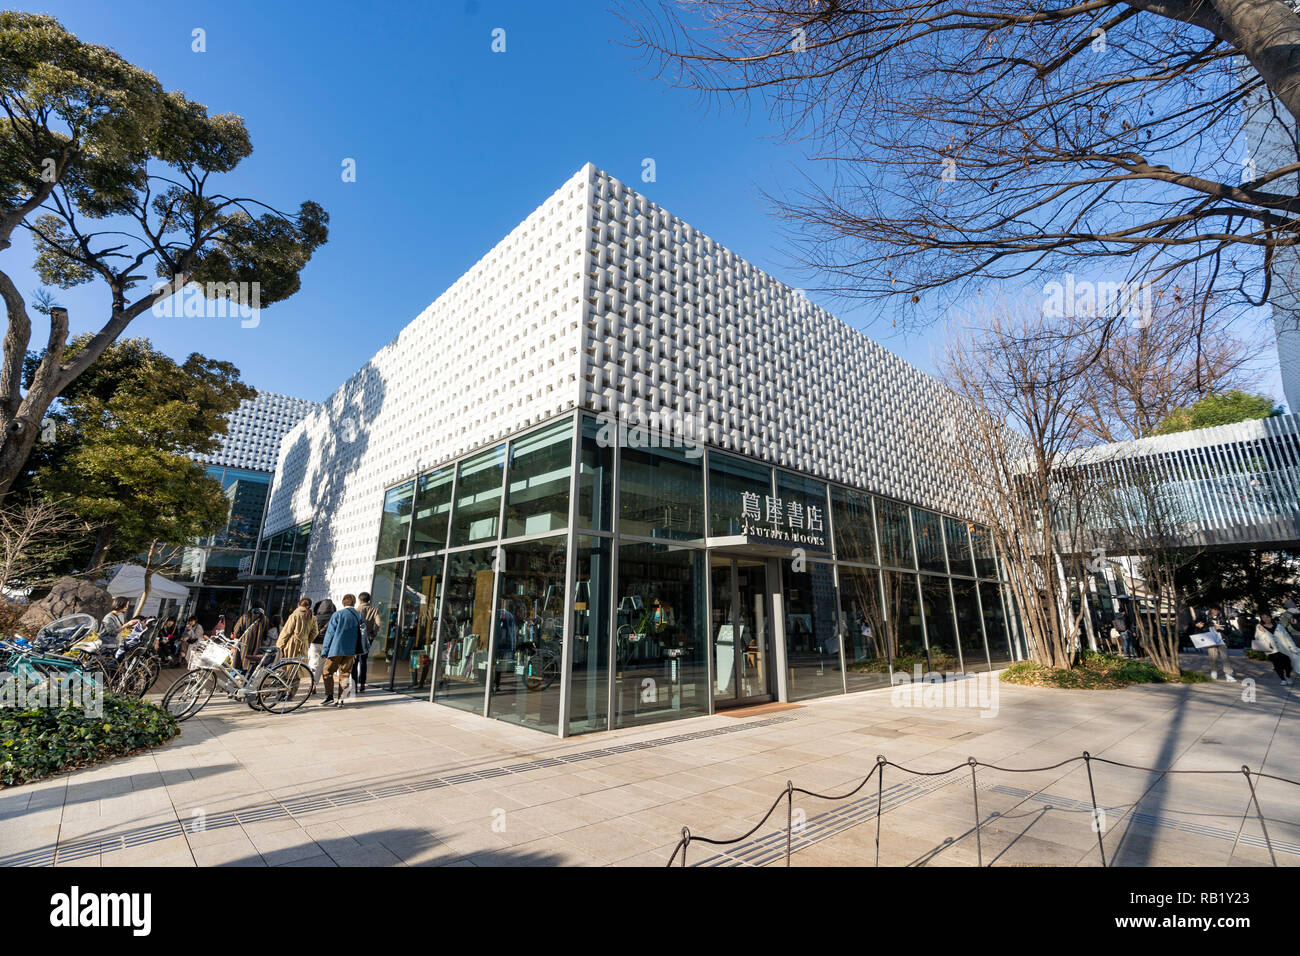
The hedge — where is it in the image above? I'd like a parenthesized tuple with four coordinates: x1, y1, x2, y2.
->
(2, 693, 179, 787)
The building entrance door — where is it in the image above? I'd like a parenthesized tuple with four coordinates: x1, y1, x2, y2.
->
(711, 555, 773, 706)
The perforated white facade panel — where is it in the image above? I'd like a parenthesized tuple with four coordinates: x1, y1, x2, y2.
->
(264, 163, 972, 599)
(194, 390, 318, 473)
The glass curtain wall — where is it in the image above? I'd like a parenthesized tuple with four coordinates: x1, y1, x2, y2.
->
(783, 558, 843, 700)
(569, 535, 612, 734)
(394, 555, 441, 695)
(434, 548, 497, 713)
(836, 566, 891, 692)
(614, 541, 708, 728)
(489, 536, 567, 732)
(369, 411, 1016, 736)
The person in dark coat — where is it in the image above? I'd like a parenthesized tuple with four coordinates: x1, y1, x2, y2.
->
(319, 594, 364, 708)
(310, 598, 335, 680)
(230, 606, 268, 671)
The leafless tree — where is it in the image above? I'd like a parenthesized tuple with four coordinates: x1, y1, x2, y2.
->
(624, 1, 1300, 336)
(0, 497, 92, 596)
(939, 296, 1101, 669)
(1075, 289, 1266, 442)
(1070, 449, 1200, 674)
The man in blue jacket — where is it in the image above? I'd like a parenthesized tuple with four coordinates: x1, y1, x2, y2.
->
(319, 593, 365, 707)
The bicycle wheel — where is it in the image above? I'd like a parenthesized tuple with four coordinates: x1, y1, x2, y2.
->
(260, 660, 315, 714)
(161, 670, 215, 721)
(115, 656, 153, 698)
(253, 670, 292, 712)
(77, 654, 111, 693)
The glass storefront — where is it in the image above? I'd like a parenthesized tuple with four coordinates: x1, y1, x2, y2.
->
(434, 547, 496, 713)
(367, 412, 1015, 736)
(614, 540, 709, 728)
(569, 535, 612, 734)
(488, 536, 567, 732)
(394, 555, 440, 696)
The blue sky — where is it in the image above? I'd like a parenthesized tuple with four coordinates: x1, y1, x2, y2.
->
(11, 0, 1285, 405)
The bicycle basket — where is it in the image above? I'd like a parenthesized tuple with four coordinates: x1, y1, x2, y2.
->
(198, 642, 234, 669)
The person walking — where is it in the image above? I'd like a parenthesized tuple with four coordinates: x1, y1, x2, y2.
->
(355, 592, 381, 694)
(230, 606, 268, 671)
(275, 597, 318, 660)
(1112, 610, 1132, 657)
(1270, 603, 1300, 677)
(310, 598, 335, 681)
(319, 594, 364, 708)
(1254, 614, 1293, 686)
(1202, 614, 1237, 682)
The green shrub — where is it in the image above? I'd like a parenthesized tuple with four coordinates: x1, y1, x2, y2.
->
(1, 693, 178, 786)
(1244, 649, 1268, 662)
(1001, 652, 1209, 689)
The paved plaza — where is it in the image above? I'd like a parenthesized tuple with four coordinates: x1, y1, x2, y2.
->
(1, 652, 1295, 867)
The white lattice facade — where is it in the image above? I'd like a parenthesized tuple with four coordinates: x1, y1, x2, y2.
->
(195, 390, 319, 473)
(264, 164, 972, 598)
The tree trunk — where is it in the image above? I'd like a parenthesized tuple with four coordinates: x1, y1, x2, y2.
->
(86, 527, 114, 574)
(133, 540, 157, 618)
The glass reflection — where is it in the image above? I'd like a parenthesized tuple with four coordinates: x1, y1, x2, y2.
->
(569, 535, 612, 734)
(614, 541, 708, 727)
(619, 445, 704, 540)
(709, 452, 771, 537)
(913, 509, 947, 575)
(981, 582, 1013, 664)
(952, 578, 989, 672)
(505, 420, 571, 538)
(944, 516, 975, 577)
(783, 559, 843, 700)
(449, 446, 505, 546)
(365, 562, 402, 689)
(880, 570, 928, 674)
(376, 481, 414, 560)
(433, 548, 496, 713)
(876, 498, 915, 569)
(488, 536, 567, 732)
(394, 555, 441, 696)
(920, 575, 960, 672)
(837, 566, 891, 692)
(831, 486, 877, 565)
(578, 416, 614, 531)
(411, 468, 453, 555)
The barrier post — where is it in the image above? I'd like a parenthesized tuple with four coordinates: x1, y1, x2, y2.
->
(968, 757, 982, 867)
(1241, 766, 1277, 867)
(875, 755, 886, 867)
(1083, 751, 1107, 867)
(785, 780, 794, 867)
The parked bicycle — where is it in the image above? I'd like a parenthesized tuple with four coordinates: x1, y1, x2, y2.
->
(160, 635, 315, 721)
(1, 635, 107, 698)
(37, 614, 162, 699)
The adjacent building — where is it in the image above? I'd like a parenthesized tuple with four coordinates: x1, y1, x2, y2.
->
(259, 164, 1022, 736)
(175, 390, 318, 628)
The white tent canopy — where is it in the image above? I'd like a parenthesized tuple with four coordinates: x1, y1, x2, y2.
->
(106, 564, 189, 601)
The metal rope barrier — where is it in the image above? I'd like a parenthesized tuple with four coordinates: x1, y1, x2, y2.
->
(664, 750, 1300, 867)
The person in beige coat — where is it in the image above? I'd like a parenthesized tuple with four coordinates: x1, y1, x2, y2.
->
(275, 598, 318, 659)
